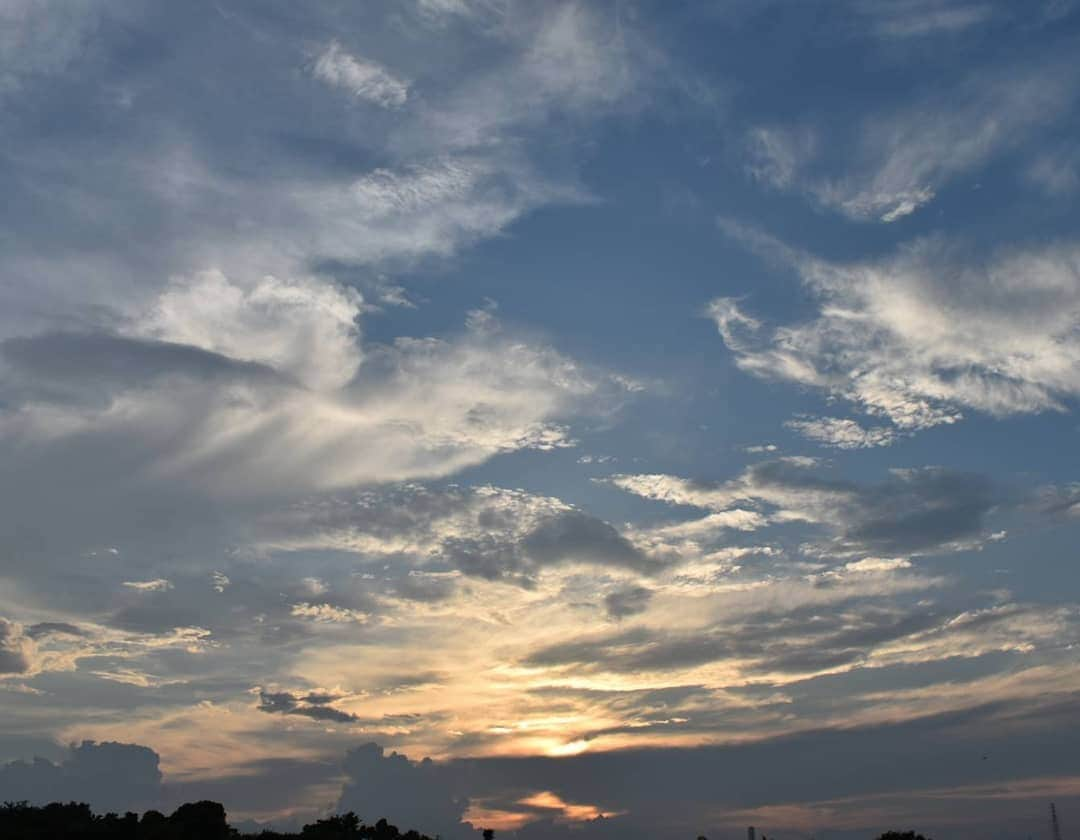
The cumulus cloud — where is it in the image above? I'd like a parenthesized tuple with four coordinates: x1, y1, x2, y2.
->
(711, 226, 1080, 436)
(136, 271, 363, 391)
(337, 743, 469, 838)
(0, 740, 162, 813)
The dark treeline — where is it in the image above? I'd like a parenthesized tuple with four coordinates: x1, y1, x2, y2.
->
(0, 800, 439, 840)
(1, 801, 934, 840)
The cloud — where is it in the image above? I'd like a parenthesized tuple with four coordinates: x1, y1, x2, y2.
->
(744, 126, 817, 191)
(851, 0, 995, 39)
(0, 619, 36, 675)
(1025, 144, 1080, 196)
(0, 740, 162, 813)
(258, 689, 359, 724)
(264, 484, 655, 585)
(610, 459, 1001, 558)
(136, 271, 363, 391)
(0, 0, 104, 95)
(24, 622, 87, 640)
(711, 226, 1080, 436)
(604, 586, 653, 620)
(435, 694, 1080, 838)
(311, 41, 409, 108)
(0, 315, 598, 501)
(523, 599, 1073, 683)
(0, 1, 658, 341)
(416, 2, 650, 150)
(784, 416, 900, 449)
(123, 579, 174, 593)
(290, 603, 370, 624)
(337, 743, 469, 838)
(743, 58, 1074, 221)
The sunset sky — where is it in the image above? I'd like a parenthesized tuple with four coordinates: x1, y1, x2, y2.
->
(2, 2, 1080, 838)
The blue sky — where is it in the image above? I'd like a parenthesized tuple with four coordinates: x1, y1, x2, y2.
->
(1, 1, 1080, 838)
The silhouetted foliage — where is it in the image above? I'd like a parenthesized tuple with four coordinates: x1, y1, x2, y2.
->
(876, 833, 931, 840)
(2, 802, 933, 840)
(0, 801, 441, 840)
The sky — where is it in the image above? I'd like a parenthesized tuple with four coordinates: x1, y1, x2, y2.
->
(1, 1, 1080, 838)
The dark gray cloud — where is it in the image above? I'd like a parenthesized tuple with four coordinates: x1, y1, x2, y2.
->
(1, 332, 289, 396)
(603, 586, 653, 620)
(521, 511, 658, 573)
(0, 740, 162, 813)
(322, 694, 1080, 839)
(163, 756, 343, 831)
(446, 693, 1080, 838)
(337, 743, 470, 839)
(258, 689, 358, 724)
(615, 460, 1004, 558)
(842, 468, 999, 555)
(25, 622, 88, 640)
(523, 599, 1037, 678)
(441, 509, 658, 585)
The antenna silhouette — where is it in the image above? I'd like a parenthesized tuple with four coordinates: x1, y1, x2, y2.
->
(1051, 802, 1062, 840)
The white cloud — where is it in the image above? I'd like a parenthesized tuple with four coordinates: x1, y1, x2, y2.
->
(291, 603, 370, 624)
(122, 579, 174, 593)
(745, 126, 816, 190)
(1025, 145, 1080, 197)
(417, 2, 649, 149)
(840, 557, 912, 574)
(785, 416, 899, 449)
(136, 271, 362, 391)
(821, 67, 1072, 220)
(744, 62, 1073, 221)
(312, 41, 409, 107)
(852, 0, 994, 39)
(1, 308, 598, 498)
(712, 227, 1080, 435)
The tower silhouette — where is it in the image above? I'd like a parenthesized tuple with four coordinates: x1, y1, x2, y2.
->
(1050, 803, 1062, 840)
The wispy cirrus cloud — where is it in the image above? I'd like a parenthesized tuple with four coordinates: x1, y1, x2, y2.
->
(711, 223, 1080, 439)
(743, 56, 1075, 221)
(311, 41, 409, 108)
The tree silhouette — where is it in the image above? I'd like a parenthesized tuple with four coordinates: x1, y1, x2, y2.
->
(876, 832, 931, 840)
(0, 801, 440, 840)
